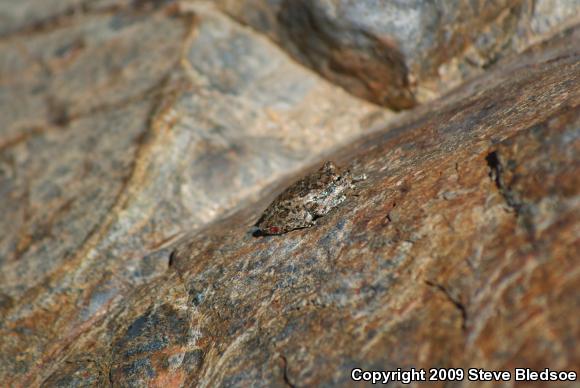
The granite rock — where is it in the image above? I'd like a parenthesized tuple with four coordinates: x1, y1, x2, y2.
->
(0, 1, 384, 384)
(218, 0, 580, 107)
(0, 1, 579, 387)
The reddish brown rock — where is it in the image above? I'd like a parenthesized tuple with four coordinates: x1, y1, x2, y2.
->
(164, 38, 580, 385)
(0, 1, 579, 387)
(0, 1, 384, 385)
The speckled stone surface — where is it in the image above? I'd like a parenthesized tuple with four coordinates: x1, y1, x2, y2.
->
(218, 0, 580, 106)
(167, 36, 580, 386)
(0, 1, 579, 387)
(0, 1, 384, 384)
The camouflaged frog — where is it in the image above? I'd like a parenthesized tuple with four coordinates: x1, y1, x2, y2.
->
(254, 161, 365, 236)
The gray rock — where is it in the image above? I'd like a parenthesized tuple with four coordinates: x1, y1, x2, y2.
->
(218, 0, 580, 107)
(0, 1, 578, 386)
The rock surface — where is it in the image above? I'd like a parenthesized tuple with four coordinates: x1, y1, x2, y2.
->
(0, 0, 579, 387)
(218, 0, 580, 106)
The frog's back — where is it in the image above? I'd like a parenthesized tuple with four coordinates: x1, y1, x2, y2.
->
(275, 167, 332, 201)
(254, 161, 343, 235)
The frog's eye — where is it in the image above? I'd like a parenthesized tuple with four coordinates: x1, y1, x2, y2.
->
(269, 226, 280, 234)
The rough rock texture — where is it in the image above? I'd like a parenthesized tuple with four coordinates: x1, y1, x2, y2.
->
(168, 34, 580, 386)
(0, 1, 384, 299)
(218, 0, 580, 106)
(0, 0, 579, 387)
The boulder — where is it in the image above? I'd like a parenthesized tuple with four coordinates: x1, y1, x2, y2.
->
(218, 0, 580, 107)
(0, 0, 578, 386)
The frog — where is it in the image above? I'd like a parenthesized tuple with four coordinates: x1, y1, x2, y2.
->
(254, 161, 366, 236)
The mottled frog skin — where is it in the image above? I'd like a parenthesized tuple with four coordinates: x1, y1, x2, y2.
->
(255, 161, 364, 235)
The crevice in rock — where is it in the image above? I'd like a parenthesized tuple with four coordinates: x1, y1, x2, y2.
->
(168, 250, 177, 269)
(485, 151, 503, 192)
(486, 150, 526, 214)
(279, 355, 297, 388)
(425, 280, 467, 332)
(485, 150, 536, 238)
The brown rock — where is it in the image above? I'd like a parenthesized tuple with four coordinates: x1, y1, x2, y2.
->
(0, 2, 383, 385)
(218, 0, 580, 108)
(0, 1, 579, 387)
(165, 35, 580, 385)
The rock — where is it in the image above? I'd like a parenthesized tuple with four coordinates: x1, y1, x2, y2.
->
(0, 0, 88, 36)
(165, 32, 580, 386)
(218, 0, 580, 107)
(0, 0, 579, 386)
(0, 1, 384, 385)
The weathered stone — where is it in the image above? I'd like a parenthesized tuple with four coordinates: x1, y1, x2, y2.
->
(0, 1, 384, 385)
(0, 1, 579, 387)
(0, 0, 88, 36)
(0, 2, 188, 297)
(218, 0, 580, 107)
(0, 1, 383, 296)
(165, 36, 580, 386)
